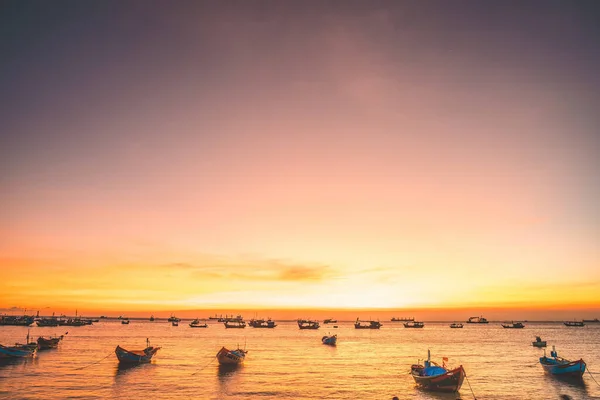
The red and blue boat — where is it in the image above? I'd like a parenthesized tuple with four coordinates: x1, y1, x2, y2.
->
(539, 346, 585, 378)
(410, 350, 465, 392)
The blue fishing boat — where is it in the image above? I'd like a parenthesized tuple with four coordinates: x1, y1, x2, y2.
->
(115, 339, 160, 364)
(0, 340, 37, 358)
(321, 334, 337, 346)
(355, 318, 382, 329)
(532, 336, 546, 348)
(539, 346, 585, 378)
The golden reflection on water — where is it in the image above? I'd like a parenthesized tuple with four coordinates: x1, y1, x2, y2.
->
(0, 321, 599, 399)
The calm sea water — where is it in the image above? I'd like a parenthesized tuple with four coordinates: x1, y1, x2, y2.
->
(1, 321, 599, 399)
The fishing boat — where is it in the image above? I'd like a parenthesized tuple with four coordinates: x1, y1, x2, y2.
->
(583, 318, 599, 323)
(532, 336, 547, 347)
(189, 319, 208, 328)
(0, 344, 36, 358)
(355, 319, 382, 329)
(168, 314, 180, 323)
(410, 350, 465, 392)
(36, 316, 60, 327)
(223, 314, 244, 323)
(149, 315, 155, 322)
(564, 321, 585, 327)
(466, 316, 488, 324)
(323, 318, 337, 324)
(539, 346, 585, 378)
(216, 346, 247, 365)
(391, 317, 414, 322)
(37, 334, 65, 350)
(404, 321, 424, 328)
(0, 315, 35, 326)
(501, 321, 525, 329)
(248, 318, 276, 328)
(449, 323, 463, 329)
(297, 319, 320, 329)
(321, 334, 337, 346)
(115, 339, 161, 364)
(224, 320, 246, 329)
(121, 319, 130, 325)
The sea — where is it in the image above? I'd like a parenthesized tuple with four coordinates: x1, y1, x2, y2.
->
(1, 320, 599, 399)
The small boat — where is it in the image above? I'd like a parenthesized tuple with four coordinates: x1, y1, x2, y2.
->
(36, 316, 60, 327)
(168, 314, 180, 323)
(172, 321, 179, 326)
(149, 315, 155, 322)
(208, 314, 222, 320)
(501, 321, 525, 329)
(297, 319, 320, 330)
(222, 314, 244, 323)
(466, 316, 488, 324)
(532, 336, 547, 347)
(583, 318, 599, 323)
(539, 346, 585, 378)
(189, 319, 208, 328)
(410, 350, 465, 392)
(323, 318, 337, 324)
(0, 344, 36, 358)
(37, 334, 65, 350)
(216, 346, 247, 365)
(0, 315, 35, 326)
(224, 320, 246, 329)
(564, 321, 585, 327)
(321, 334, 337, 346)
(391, 317, 414, 322)
(404, 321, 424, 328)
(115, 339, 161, 364)
(355, 319, 382, 329)
(449, 322, 463, 328)
(248, 318, 276, 328)
(121, 319, 130, 325)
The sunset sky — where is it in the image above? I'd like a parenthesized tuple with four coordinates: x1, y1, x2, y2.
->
(1, 1, 599, 319)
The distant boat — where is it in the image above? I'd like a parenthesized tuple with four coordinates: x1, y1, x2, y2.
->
(391, 317, 414, 322)
(404, 321, 424, 329)
(168, 314, 180, 323)
(216, 346, 247, 365)
(582, 318, 599, 323)
(115, 339, 160, 364)
(224, 320, 246, 329)
(37, 334, 65, 350)
(355, 319, 382, 329)
(502, 321, 525, 329)
(121, 319, 130, 325)
(60, 318, 86, 327)
(297, 319, 320, 330)
(410, 350, 465, 392)
(221, 314, 244, 323)
(36, 316, 59, 327)
(321, 334, 337, 346)
(208, 314, 222, 320)
(539, 346, 585, 378)
(248, 318, 276, 328)
(149, 315, 155, 322)
(0, 315, 35, 326)
(532, 336, 547, 348)
(189, 319, 208, 328)
(449, 323, 463, 329)
(323, 318, 337, 324)
(467, 316, 488, 324)
(564, 321, 585, 327)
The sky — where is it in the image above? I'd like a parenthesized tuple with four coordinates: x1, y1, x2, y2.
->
(1, 1, 599, 319)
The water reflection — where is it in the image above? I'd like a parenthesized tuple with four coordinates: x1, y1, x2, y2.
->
(218, 363, 243, 378)
(114, 362, 156, 378)
(542, 373, 588, 398)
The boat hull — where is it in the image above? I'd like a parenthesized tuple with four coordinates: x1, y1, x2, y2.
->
(216, 347, 246, 365)
(115, 346, 160, 364)
(411, 366, 465, 392)
(37, 336, 62, 350)
(322, 335, 337, 345)
(540, 358, 586, 377)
